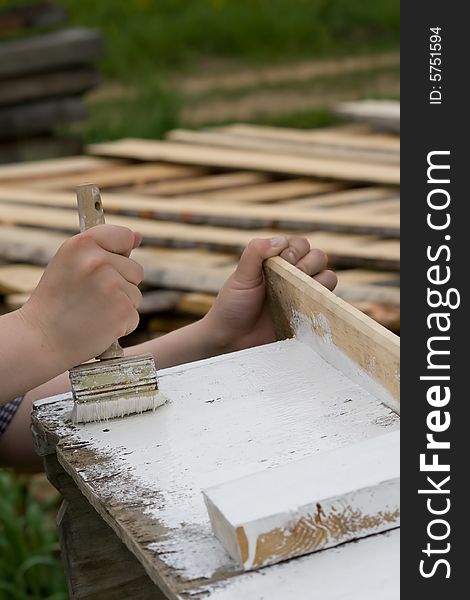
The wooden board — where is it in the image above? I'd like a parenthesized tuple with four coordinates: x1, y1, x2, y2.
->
(197, 530, 399, 600)
(32, 337, 399, 598)
(87, 138, 400, 185)
(335, 101, 400, 134)
(0, 28, 104, 79)
(167, 128, 400, 165)
(27, 163, 206, 191)
(0, 97, 87, 139)
(215, 123, 400, 155)
(0, 155, 121, 183)
(203, 430, 399, 570)
(264, 257, 400, 413)
(0, 223, 400, 271)
(0, 187, 400, 236)
(0, 264, 43, 294)
(140, 177, 341, 203)
(0, 68, 101, 107)
(134, 171, 270, 196)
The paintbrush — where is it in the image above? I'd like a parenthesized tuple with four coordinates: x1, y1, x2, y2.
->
(69, 183, 166, 423)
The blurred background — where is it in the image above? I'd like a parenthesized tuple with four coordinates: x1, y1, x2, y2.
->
(0, 1, 399, 598)
(0, 0, 399, 160)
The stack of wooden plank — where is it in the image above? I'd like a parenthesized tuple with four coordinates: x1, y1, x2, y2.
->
(0, 122, 400, 340)
(0, 2, 103, 163)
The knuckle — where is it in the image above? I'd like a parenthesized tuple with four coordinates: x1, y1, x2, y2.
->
(312, 248, 328, 264)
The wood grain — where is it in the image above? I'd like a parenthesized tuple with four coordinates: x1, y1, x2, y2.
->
(264, 257, 400, 413)
(204, 431, 399, 569)
(88, 138, 400, 185)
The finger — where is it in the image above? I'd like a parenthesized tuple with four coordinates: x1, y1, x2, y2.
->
(133, 232, 143, 249)
(108, 253, 145, 286)
(122, 281, 143, 309)
(313, 269, 338, 291)
(82, 224, 137, 256)
(294, 248, 329, 276)
(234, 237, 289, 286)
(279, 237, 311, 265)
(123, 306, 140, 336)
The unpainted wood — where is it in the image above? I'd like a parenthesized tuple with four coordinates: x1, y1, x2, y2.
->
(0, 28, 104, 78)
(264, 257, 400, 412)
(43, 454, 164, 600)
(0, 186, 400, 236)
(167, 128, 399, 165)
(87, 138, 400, 185)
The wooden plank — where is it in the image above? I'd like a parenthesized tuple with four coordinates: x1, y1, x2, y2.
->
(215, 123, 400, 155)
(0, 136, 84, 165)
(0, 97, 87, 139)
(135, 171, 269, 196)
(203, 431, 399, 570)
(0, 187, 400, 236)
(0, 264, 43, 294)
(0, 155, 121, 182)
(167, 128, 399, 165)
(27, 163, 205, 190)
(87, 138, 400, 185)
(0, 68, 101, 107)
(32, 337, 399, 596)
(44, 454, 164, 600)
(151, 179, 343, 204)
(0, 28, 104, 79)
(0, 216, 400, 271)
(264, 257, 400, 412)
(196, 530, 399, 600)
(286, 187, 398, 209)
(335, 101, 400, 134)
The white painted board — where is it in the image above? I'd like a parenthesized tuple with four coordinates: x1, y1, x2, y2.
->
(203, 430, 399, 569)
(33, 338, 399, 594)
(201, 529, 400, 600)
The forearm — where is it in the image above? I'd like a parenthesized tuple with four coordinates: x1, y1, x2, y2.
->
(0, 310, 66, 406)
(126, 314, 224, 369)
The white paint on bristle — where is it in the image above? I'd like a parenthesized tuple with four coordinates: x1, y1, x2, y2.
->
(71, 392, 167, 424)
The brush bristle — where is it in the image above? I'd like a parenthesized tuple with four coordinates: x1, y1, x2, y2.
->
(71, 392, 167, 424)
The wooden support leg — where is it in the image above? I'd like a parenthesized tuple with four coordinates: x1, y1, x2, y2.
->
(43, 454, 165, 600)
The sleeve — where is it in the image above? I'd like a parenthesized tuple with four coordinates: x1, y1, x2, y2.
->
(0, 397, 23, 438)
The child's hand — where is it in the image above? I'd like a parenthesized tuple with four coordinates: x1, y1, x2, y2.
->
(204, 236, 337, 352)
(19, 225, 144, 371)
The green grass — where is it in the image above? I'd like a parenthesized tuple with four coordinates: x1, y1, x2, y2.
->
(57, 0, 399, 76)
(57, 0, 399, 142)
(0, 471, 67, 600)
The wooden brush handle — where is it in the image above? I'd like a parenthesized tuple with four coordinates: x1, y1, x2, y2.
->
(77, 183, 124, 360)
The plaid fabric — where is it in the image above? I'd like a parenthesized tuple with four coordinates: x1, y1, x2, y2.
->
(0, 397, 22, 437)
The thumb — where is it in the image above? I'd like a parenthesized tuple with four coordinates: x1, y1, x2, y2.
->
(234, 237, 289, 286)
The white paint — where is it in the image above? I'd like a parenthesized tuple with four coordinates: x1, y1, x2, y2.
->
(292, 310, 400, 413)
(34, 338, 399, 583)
(203, 430, 399, 569)
(197, 529, 400, 600)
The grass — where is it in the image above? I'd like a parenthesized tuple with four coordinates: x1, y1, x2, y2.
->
(56, 0, 400, 141)
(55, 0, 400, 76)
(0, 471, 67, 600)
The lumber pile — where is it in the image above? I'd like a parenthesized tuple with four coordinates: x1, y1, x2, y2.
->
(0, 122, 400, 340)
(335, 100, 400, 133)
(0, 2, 103, 163)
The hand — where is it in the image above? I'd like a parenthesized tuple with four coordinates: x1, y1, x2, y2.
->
(19, 224, 144, 371)
(205, 236, 337, 353)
